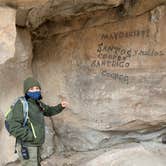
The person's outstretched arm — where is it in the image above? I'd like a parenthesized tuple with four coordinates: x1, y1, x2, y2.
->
(39, 101, 68, 116)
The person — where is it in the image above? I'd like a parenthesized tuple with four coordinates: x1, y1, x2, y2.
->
(7, 77, 68, 166)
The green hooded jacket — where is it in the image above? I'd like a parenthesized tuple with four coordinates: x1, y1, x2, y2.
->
(7, 77, 64, 147)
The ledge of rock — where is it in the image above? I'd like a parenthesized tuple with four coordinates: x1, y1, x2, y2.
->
(1, 0, 166, 30)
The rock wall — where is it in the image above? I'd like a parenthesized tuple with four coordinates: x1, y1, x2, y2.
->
(0, 0, 166, 166)
(33, 4, 166, 165)
(0, 7, 33, 165)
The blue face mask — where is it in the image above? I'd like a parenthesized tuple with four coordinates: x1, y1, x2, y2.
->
(26, 91, 41, 100)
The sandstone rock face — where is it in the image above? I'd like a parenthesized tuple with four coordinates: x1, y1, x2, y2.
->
(1, 0, 124, 28)
(84, 143, 166, 166)
(0, 6, 16, 133)
(0, 7, 16, 64)
(33, 4, 166, 153)
(0, 7, 33, 164)
(0, 0, 49, 8)
(0, 1, 166, 166)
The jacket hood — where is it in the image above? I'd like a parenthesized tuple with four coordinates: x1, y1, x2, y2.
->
(24, 77, 41, 94)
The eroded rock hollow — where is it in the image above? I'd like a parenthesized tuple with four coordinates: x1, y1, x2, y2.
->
(0, 0, 166, 165)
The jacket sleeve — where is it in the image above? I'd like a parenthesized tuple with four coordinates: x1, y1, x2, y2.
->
(39, 101, 65, 117)
(7, 100, 34, 142)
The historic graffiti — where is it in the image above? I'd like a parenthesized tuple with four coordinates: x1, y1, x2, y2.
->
(101, 70, 129, 84)
(91, 42, 165, 69)
(90, 29, 165, 84)
(100, 29, 150, 40)
(96, 42, 164, 58)
(91, 60, 130, 68)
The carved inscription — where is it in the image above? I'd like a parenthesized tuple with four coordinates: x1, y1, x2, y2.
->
(91, 42, 130, 68)
(90, 28, 164, 84)
(101, 29, 150, 40)
(91, 42, 164, 68)
(101, 70, 129, 84)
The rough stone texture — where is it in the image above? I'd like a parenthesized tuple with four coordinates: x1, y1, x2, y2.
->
(0, 0, 49, 8)
(1, 0, 165, 30)
(26, 0, 123, 29)
(0, 20, 33, 165)
(0, 0, 124, 28)
(33, 3, 166, 149)
(31, 4, 166, 165)
(0, 1, 166, 166)
(0, 6, 15, 132)
(84, 143, 166, 166)
(1, 0, 164, 30)
(0, 7, 17, 165)
(41, 142, 166, 166)
(127, 0, 166, 16)
(0, 7, 16, 64)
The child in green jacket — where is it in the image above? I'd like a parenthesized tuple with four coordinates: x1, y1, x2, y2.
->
(7, 77, 68, 166)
